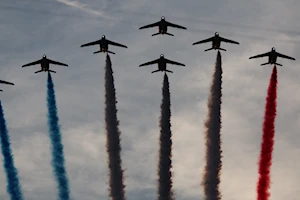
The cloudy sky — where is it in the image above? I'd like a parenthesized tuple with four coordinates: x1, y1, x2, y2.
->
(0, 0, 300, 199)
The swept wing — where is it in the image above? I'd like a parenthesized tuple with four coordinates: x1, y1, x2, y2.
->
(139, 59, 160, 67)
(139, 21, 160, 29)
(80, 40, 101, 47)
(0, 80, 14, 85)
(276, 52, 296, 60)
(166, 21, 187, 30)
(193, 37, 214, 45)
(165, 58, 185, 66)
(219, 37, 239, 44)
(22, 59, 41, 67)
(47, 59, 68, 66)
(107, 40, 128, 48)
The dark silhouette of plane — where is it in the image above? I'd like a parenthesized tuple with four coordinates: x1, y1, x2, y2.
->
(0, 80, 14, 92)
(249, 47, 296, 66)
(80, 35, 127, 54)
(193, 32, 239, 51)
(139, 54, 185, 73)
(22, 54, 68, 73)
(139, 16, 187, 36)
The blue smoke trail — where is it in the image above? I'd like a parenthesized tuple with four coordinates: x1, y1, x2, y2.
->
(0, 101, 23, 200)
(47, 72, 70, 200)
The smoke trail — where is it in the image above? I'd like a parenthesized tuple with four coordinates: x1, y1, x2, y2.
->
(157, 73, 174, 200)
(202, 51, 223, 200)
(257, 65, 277, 200)
(0, 101, 23, 200)
(105, 54, 126, 200)
(47, 72, 70, 200)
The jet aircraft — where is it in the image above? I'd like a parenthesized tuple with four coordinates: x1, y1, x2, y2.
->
(80, 35, 127, 54)
(249, 47, 296, 66)
(0, 80, 14, 92)
(22, 54, 68, 73)
(193, 32, 239, 51)
(139, 54, 185, 73)
(139, 16, 187, 36)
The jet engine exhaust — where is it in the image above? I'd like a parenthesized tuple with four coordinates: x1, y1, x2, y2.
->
(157, 73, 174, 200)
(47, 72, 71, 200)
(256, 65, 277, 200)
(105, 55, 127, 200)
(0, 101, 24, 200)
(202, 51, 223, 200)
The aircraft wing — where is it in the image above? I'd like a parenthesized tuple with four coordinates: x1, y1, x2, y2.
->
(165, 58, 185, 66)
(276, 52, 296, 60)
(139, 59, 160, 67)
(107, 40, 128, 48)
(139, 21, 160, 29)
(0, 80, 14, 85)
(193, 37, 214, 45)
(166, 21, 187, 30)
(47, 59, 68, 66)
(22, 59, 41, 67)
(80, 40, 101, 47)
(219, 36, 239, 44)
(249, 52, 270, 59)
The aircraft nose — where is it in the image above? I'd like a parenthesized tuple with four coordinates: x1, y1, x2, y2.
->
(161, 16, 165, 19)
(272, 47, 275, 50)
(160, 54, 164, 57)
(102, 35, 105, 38)
(215, 32, 219, 35)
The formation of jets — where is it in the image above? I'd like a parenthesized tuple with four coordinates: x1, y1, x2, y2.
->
(0, 16, 291, 90)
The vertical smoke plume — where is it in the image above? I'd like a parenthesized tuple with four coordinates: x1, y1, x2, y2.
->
(0, 101, 23, 200)
(157, 73, 174, 200)
(105, 54, 126, 200)
(257, 65, 277, 200)
(47, 72, 70, 200)
(202, 51, 223, 200)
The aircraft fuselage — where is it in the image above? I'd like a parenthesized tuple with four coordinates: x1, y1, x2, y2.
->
(41, 58, 49, 71)
(158, 20, 167, 34)
(212, 36, 221, 49)
(158, 59, 167, 71)
(99, 39, 109, 51)
(269, 51, 277, 63)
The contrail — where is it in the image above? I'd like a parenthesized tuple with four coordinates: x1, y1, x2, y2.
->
(47, 72, 70, 200)
(157, 73, 174, 200)
(257, 65, 277, 200)
(0, 101, 23, 200)
(202, 51, 223, 200)
(105, 54, 126, 200)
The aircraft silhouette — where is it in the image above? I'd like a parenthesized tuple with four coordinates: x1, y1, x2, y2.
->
(80, 35, 127, 54)
(139, 16, 187, 36)
(193, 32, 239, 51)
(139, 54, 185, 73)
(249, 47, 296, 66)
(22, 54, 68, 73)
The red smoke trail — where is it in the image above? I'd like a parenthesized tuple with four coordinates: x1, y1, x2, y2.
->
(257, 65, 277, 200)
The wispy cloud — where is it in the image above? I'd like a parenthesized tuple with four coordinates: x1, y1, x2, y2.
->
(56, 0, 112, 20)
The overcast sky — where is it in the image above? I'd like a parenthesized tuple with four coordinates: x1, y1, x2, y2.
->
(0, 0, 300, 199)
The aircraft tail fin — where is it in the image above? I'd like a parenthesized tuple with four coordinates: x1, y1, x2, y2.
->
(49, 70, 56, 73)
(93, 50, 103, 54)
(261, 62, 270, 66)
(107, 50, 116, 54)
(205, 48, 214, 51)
(34, 70, 43, 74)
(165, 33, 174, 36)
(166, 69, 173, 73)
(218, 48, 226, 51)
(152, 33, 161, 36)
(151, 69, 160, 73)
(275, 63, 282, 66)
